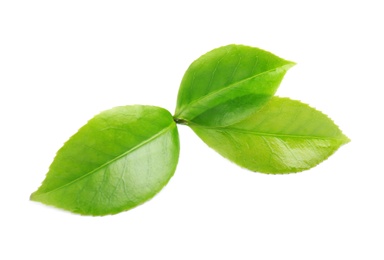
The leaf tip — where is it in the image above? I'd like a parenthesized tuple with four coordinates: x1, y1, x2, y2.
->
(29, 192, 37, 201)
(341, 133, 351, 145)
(284, 60, 297, 70)
(29, 189, 43, 202)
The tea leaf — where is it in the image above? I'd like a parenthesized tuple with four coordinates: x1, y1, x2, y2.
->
(174, 44, 295, 127)
(191, 97, 349, 173)
(31, 106, 179, 216)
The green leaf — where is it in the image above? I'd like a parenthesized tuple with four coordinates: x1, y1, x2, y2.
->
(190, 97, 350, 174)
(174, 44, 295, 127)
(30, 105, 180, 216)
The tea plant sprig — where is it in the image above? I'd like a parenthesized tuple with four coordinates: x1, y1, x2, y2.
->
(31, 45, 349, 216)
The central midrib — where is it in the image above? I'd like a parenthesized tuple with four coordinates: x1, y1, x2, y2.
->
(192, 125, 345, 141)
(32, 123, 174, 198)
(175, 63, 293, 119)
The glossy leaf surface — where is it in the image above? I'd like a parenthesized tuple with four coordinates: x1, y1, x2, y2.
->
(191, 97, 349, 174)
(31, 106, 179, 216)
(174, 44, 295, 127)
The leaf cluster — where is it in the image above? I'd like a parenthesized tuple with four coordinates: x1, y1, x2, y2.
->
(31, 45, 349, 216)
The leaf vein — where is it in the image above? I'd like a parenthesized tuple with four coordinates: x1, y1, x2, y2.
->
(210, 127, 342, 140)
(33, 123, 175, 198)
(176, 63, 293, 118)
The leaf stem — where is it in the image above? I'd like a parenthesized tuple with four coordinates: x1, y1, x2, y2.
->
(173, 117, 189, 125)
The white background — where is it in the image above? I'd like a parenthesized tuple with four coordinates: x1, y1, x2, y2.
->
(1, 1, 383, 259)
